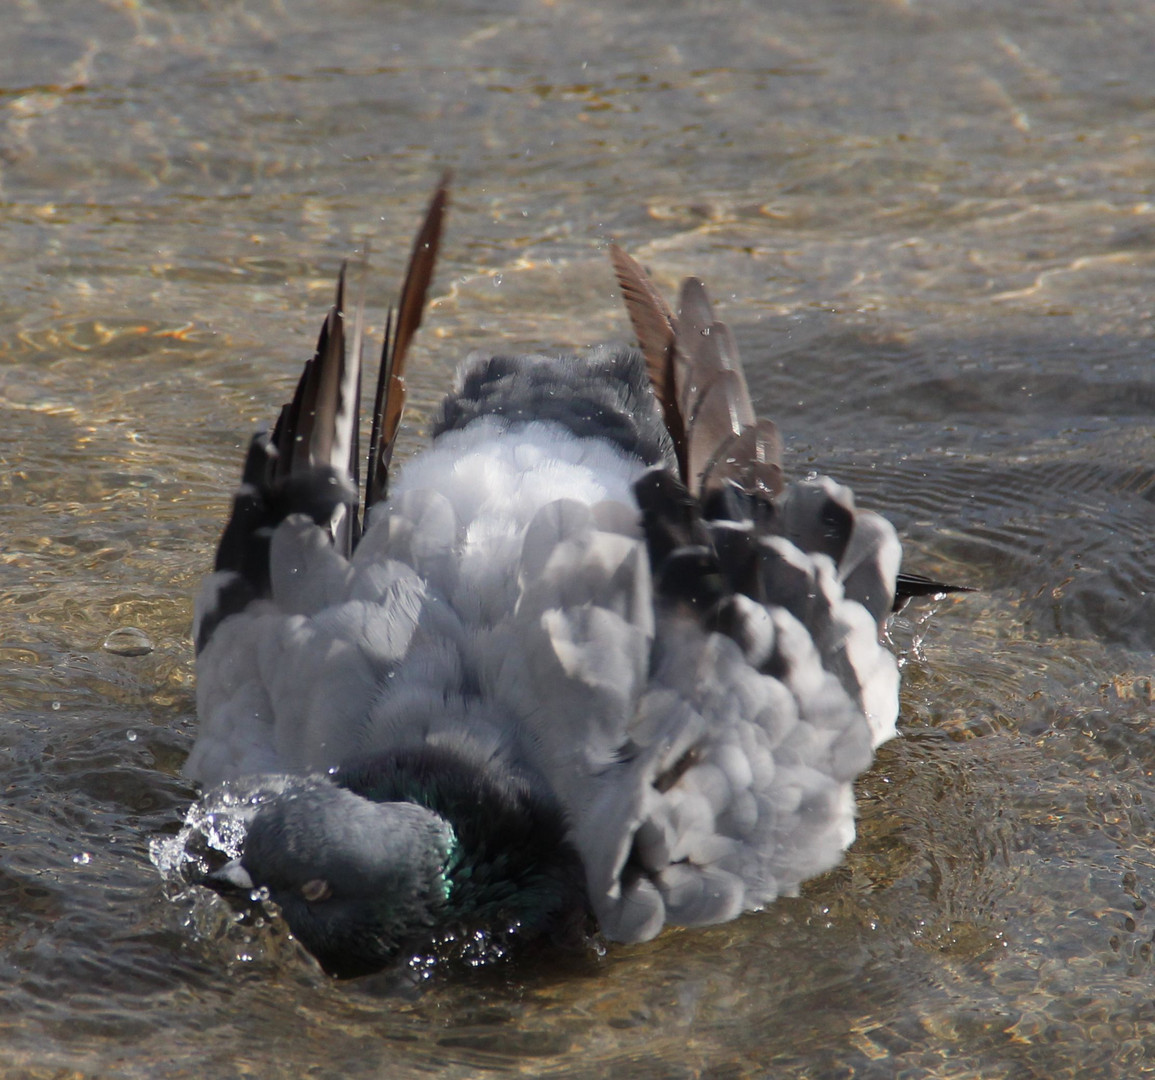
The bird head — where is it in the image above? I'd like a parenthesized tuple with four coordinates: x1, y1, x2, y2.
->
(203, 779, 455, 977)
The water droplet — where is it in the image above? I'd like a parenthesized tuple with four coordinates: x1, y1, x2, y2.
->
(492, 273, 503, 288)
(103, 627, 154, 657)
(51, 701, 61, 711)
(73, 852, 92, 866)
(126, 729, 138, 742)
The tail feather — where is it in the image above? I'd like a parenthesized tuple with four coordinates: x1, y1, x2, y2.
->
(893, 571, 975, 611)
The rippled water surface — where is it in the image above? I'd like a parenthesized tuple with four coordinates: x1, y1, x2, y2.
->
(2, 0, 1154, 1076)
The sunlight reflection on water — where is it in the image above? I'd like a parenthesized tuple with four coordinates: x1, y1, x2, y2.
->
(1, 0, 1154, 1076)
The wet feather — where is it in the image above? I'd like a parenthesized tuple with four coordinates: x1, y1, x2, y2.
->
(182, 188, 969, 977)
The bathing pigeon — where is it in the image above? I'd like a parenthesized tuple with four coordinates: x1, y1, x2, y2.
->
(183, 180, 962, 977)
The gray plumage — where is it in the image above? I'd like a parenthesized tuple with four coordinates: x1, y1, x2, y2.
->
(178, 185, 963, 976)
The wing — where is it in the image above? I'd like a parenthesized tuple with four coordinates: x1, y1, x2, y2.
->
(493, 255, 915, 941)
(609, 245, 783, 502)
(190, 180, 448, 784)
(492, 460, 902, 941)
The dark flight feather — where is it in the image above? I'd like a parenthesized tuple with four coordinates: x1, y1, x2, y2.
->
(608, 244, 686, 478)
(609, 252, 783, 502)
(366, 175, 450, 510)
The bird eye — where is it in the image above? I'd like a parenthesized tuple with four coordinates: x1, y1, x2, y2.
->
(301, 878, 332, 903)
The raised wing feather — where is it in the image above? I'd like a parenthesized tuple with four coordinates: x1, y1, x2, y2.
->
(366, 176, 449, 510)
(611, 251, 783, 503)
(194, 181, 447, 658)
(608, 244, 684, 475)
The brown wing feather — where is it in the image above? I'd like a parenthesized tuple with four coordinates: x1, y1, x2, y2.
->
(366, 175, 450, 509)
(700, 418, 784, 498)
(608, 244, 686, 479)
(685, 369, 749, 492)
(675, 278, 769, 496)
(610, 253, 784, 501)
(673, 276, 711, 425)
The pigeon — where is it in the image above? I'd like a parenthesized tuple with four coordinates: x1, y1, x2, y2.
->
(183, 179, 966, 977)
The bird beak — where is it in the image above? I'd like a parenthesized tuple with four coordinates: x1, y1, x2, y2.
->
(199, 858, 255, 896)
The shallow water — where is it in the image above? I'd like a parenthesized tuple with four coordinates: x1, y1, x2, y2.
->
(1, 0, 1153, 1076)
